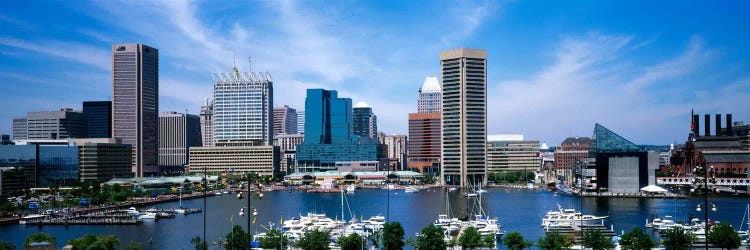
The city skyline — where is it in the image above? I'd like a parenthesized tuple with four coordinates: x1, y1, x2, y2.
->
(1, 1, 750, 145)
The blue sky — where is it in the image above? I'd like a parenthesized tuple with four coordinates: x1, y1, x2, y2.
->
(1, 0, 749, 145)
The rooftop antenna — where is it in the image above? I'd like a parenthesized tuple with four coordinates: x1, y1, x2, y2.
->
(233, 50, 237, 68)
(248, 56, 252, 72)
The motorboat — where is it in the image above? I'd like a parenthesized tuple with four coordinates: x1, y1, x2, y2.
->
(138, 212, 158, 220)
(345, 185, 357, 193)
(124, 207, 140, 215)
(475, 189, 488, 194)
(19, 214, 47, 224)
(470, 214, 503, 239)
(541, 204, 608, 228)
(448, 187, 458, 192)
(433, 214, 461, 233)
(404, 186, 420, 193)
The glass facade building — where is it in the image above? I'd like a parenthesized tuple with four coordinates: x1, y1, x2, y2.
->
(353, 102, 377, 141)
(297, 89, 385, 166)
(83, 101, 112, 138)
(0, 145, 38, 195)
(38, 145, 78, 186)
(213, 67, 273, 145)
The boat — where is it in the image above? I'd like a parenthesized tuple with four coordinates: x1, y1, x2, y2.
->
(475, 189, 488, 194)
(19, 214, 47, 224)
(541, 204, 608, 228)
(215, 192, 223, 196)
(384, 184, 396, 190)
(345, 185, 357, 193)
(556, 183, 574, 196)
(448, 187, 458, 192)
(138, 212, 158, 220)
(404, 186, 420, 193)
(124, 207, 140, 215)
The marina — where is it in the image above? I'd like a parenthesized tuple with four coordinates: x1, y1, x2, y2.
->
(3, 187, 750, 249)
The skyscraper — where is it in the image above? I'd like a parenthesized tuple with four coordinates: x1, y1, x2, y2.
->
(13, 109, 87, 140)
(83, 101, 112, 138)
(408, 112, 441, 174)
(213, 67, 273, 145)
(440, 48, 487, 187)
(112, 43, 159, 177)
(273, 105, 298, 135)
(418, 76, 442, 113)
(296, 89, 385, 167)
(353, 102, 377, 141)
(158, 112, 202, 175)
(384, 134, 407, 170)
(199, 99, 214, 147)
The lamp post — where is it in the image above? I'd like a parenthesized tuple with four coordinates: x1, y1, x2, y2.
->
(692, 164, 716, 250)
(240, 172, 263, 242)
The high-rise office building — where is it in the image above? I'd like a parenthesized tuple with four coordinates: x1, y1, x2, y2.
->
(200, 99, 215, 147)
(83, 101, 112, 138)
(440, 48, 488, 187)
(353, 102, 377, 141)
(13, 109, 87, 140)
(273, 105, 298, 135)
(112, 43, 159, 177)
(297, 111, 305, 134)
(296, 89, 385, 167)
(384, 134, 407, 170)
(418, 76, 442, 113)
(213, 67, 273, 145)
(0, 135, 10, 145)
(408, 112, 441, 174)
(159, 112, 202, 175)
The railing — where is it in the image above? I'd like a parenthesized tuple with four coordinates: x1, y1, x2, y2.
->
(657, 177, 750, 186)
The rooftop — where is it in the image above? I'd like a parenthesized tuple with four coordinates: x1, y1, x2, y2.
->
(353, 102, 371, 108)
(420, 76, 441, 93)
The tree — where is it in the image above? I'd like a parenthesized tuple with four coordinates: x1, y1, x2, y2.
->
(339, 234, 364, 250)
(416, 225, 446, 250)
(24, 233, 56, 246)
(261, 229, 289, 250)
(582, 230, 614, 250)
(382, 222, 405, 250)
(663, 227, 695, 250)
(0, 240, 14, 250)
(482, 234, 496, 248)
(296, 230, 330, 250)
(537, 232, 571, 250)
(67, 235, 120, 250)
(124, 242, 142, 250)
(620, 227, 655, 250)
(708, 223, 741, 250)
(225, 225, 251, 250)
(190, 236, 208, 250)
(503, 231, 532, 250)
(458, 227, 483, 249)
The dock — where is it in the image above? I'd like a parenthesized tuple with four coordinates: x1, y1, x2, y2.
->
(576, 192, 688, 199)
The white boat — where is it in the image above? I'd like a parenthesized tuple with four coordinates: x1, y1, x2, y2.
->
(345, 185, 357, 193)
(448, 187, 458, 192)
(138, 212, 157, 220)
(124, 207, 140, 215)
(465, 192, 478, 197)
(475, 189, 488, 194)
(19, 214, 47, 224)
(404, 186, 419, 193)
(469, 214, 503, 238)
(384, 184, 396, 190)
(541, 204, 608, 228)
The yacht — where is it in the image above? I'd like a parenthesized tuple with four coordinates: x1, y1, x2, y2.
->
(138, 212, 158, 220)
(469, 214, 503, 239)
(404, 186, 420, 193)
(19, 214, 47, 224)
(124, 207, 140, 216)
(541, 204, 608, 228)
(433, 214, 461, 233)
(345, 185, 357, 193)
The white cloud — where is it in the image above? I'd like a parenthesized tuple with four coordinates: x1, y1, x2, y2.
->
(0, 37, 110, 71)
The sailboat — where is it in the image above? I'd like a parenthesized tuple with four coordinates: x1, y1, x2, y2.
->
(175, 187, 187, 214)
(433, 187, 461, 234)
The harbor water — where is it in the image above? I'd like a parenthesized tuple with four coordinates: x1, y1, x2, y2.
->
(1, 187, 748, 249)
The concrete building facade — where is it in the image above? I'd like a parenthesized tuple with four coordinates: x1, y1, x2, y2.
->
(440, 48, 488, 187)
(213, 67, 273, 146)
(407, 113, 441, 174)
(273, 105, 298, 135)
(199, 99, 215, 147)
(13, 109, 87, 140)
(112, 43, 159, 177)
(384, 134, 407, 170)
(486, 133, 540, 173)
(158, 112, 202, 175)
(188, 145, 280, 176)
(554, 137, 591, 184)
(417, 76, 442, 113)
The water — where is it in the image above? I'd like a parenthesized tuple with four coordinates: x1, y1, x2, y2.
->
(1, 188, 748, 249)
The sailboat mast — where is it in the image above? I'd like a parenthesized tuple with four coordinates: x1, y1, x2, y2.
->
(341, 186, 345, 222)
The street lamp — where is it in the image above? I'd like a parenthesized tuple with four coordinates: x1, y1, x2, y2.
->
(240, 173, 263, 240)
(692, 164, 716, 250)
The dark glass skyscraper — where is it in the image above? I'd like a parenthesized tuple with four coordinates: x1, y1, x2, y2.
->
(353, 102, 377, 142)
(83, 101, 112, 138)
(112, 44, 159, 177)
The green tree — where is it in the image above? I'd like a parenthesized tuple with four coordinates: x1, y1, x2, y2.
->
(225, 225, 251, 250)
(537, 232, 571, 250)
(458, 227, 483, 249)
(620, 227, 655, 250)
(416, 225, 446, 250)
(583, 230, 614, 250)
(381, 222, 405, 250)
(260, 229, 289, 250)
(190, 236, 208, 250)
(67, 235, 120, 250)
(24, 233, 56, 246)
(124, 242, 142, 250)
(707, 223, 741, 250)
(296, 230, 330, 250)
(0, 240, 15, 250)
(338, 234, 364, 250)
(663, 227, 695, 250)
(482, 234, 496, 248)
(503, 231, 532, 250)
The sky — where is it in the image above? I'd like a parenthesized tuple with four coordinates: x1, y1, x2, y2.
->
(1, 0, 749, 146)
